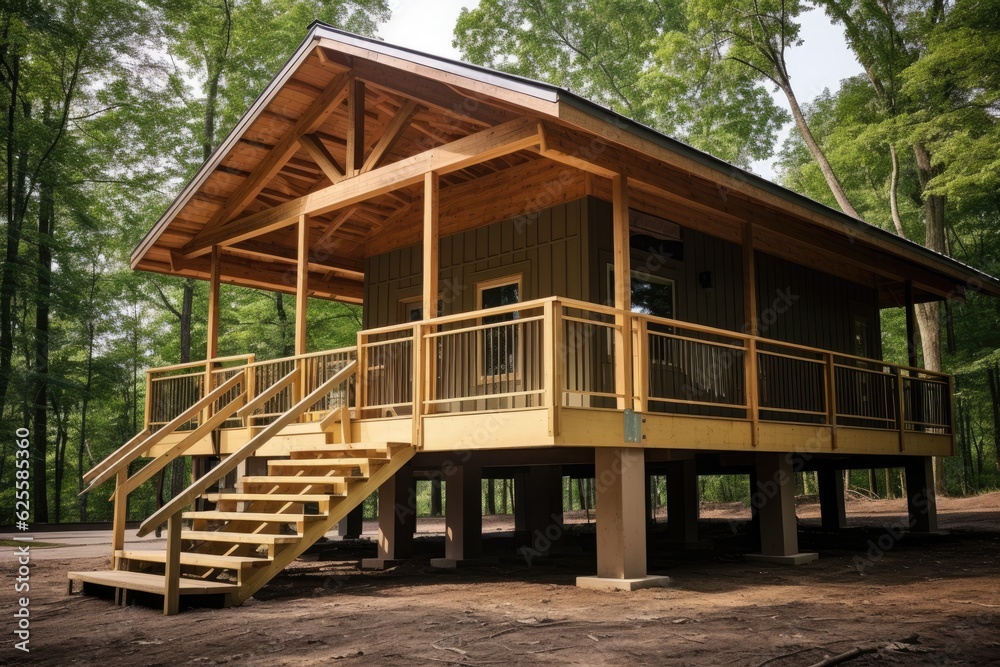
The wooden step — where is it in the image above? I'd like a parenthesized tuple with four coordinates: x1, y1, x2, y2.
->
(181, 530, 301, 545)
(116, 549, 270, 569)
(291, 448, 390, 460)
(240, 475, 365, 485)
(182, 511, 325, 523)
(203, 493, 339, 503)
(68, 569, 239, 595)
(268, 458, 383, 473)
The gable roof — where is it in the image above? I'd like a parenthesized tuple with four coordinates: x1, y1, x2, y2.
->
(132, 22, 1000, 306)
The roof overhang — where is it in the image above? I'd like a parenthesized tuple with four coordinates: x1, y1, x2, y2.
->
(132, 22, 1000, 307)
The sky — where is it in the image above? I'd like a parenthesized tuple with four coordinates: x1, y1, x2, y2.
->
(379, 1, 864, 181)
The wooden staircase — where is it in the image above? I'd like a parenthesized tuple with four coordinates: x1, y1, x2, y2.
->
(69, 355, 418, 613)
(69, 438, 414, 612)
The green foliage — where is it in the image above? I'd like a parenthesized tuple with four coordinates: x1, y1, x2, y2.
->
(453, 0, 788, 166)
(0, 1, 390, 523)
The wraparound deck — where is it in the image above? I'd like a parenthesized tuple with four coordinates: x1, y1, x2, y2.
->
(144, 296, 953, 459)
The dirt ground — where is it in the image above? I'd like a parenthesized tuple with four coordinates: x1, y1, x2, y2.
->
(3, 494, 1000, 666)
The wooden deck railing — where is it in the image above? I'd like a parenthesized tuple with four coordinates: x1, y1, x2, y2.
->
(134, 296, 953, 451)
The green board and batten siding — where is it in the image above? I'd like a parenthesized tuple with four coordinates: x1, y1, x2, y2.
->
(363, 195, 881, 357)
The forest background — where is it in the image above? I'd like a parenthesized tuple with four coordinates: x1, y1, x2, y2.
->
(1, 0, 997, 524)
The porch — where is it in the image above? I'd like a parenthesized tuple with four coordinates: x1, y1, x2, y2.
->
(143, 295, 953, 460)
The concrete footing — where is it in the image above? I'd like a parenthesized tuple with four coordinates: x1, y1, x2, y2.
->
(360, 558, 406, 570)
(576, 575, 671, 592)
(430, 556, 500, 569)
(745, 552, 819, 566)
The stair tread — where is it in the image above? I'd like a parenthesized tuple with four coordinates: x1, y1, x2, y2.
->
(241, 475, 365, 484)
(269, 458, 382, 466)
(183, 511, 326, 522)
(68, 569, 240, 595)
(182, 530, 301, 545)
(289, 441, 399, 451)
(204, 493, 342, 502)
(116, 550, 271, 568)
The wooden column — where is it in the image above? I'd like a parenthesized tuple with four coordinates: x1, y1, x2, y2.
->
(295, 214, 310, 357)
(163, 513, 181, 616)
(346, 79, 365, 176)
(422, 172, 439, 319)
(363, 464, 416, 568)
(337, 506, 363, 539)
(665, 459, 699, 545)
(431, 463, 483, 566)
(578, 447, 668, 590)
(203, 246, 222, 429)
(743, 222, 759, 446)
(748, 453, 817, 564)
(111, 469, 127, 561)
(818, 468, 847, 531)
(905, 456, 939, 533)
(904, 280, 918, 368)
(207, 245, 221, 360)
(414, 172, 439, 447)
(295, 214, 309, 412)
(612, 175, 633, 409)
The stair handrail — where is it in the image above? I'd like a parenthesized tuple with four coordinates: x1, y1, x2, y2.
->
(137, 359, 358, 538)
(117, 386, 250, 499)
(80, 369, 248, 495)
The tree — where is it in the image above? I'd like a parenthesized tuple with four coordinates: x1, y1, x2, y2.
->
(691, 0, 861, 217)
(454, 0, 788, 167)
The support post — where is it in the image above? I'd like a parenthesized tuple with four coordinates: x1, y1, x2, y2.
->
(163, 513, 181, 616)
(207, 245, 221, 360)
(665, 459, 700, 546)
(111, 468, 128, 566)
(817, 468, 847, 531)
(747, 453, 818, 565)
(904, 280, 918, 369)
(611, 175, 633, 409)
(905, 456, 940, 534)
(578, 448, 668, 591)
(544, 300, 562, 436)
(415, 172, 439, 447)
(362, 464, 416, 569)
(337, 505, 363, 539)
(203, 245, 222, 427)
(431, 464, 484, 567)
(742, 222, 759, 446)
(295, 214, 309, 412)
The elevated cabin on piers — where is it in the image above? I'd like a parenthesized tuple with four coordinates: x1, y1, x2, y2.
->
(71, 23, 1000, 611)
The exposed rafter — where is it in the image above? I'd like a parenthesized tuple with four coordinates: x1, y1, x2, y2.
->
(180, 117, 543, 258)
(362, 100, 419, 173)
(198, 72, 351, 239)
(299, 134, 345, 183)
(346, 78, 366, 176)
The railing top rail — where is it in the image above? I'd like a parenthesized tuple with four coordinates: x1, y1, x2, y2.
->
(147, 354, 254, 376)
(244, 345, 358, 370)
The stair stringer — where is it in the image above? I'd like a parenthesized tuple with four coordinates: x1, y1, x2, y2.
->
(231, 445, 416, 605)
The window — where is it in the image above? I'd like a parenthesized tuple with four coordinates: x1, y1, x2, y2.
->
(399, 296, 442, 323)
(607, 265, 675, 319)
(477, 276, 521, 378)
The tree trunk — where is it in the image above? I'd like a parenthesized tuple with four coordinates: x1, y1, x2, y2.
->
(780, 81, 861, 219)
(912, 140, 947, 494)
(0, 61, 29, 424)
(486, 478, 496, 514)
(987, 363, 1000, 471)
(30, 176, 54, 523)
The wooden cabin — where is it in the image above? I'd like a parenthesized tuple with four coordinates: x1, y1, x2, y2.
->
(70, 23, 1000, 613)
